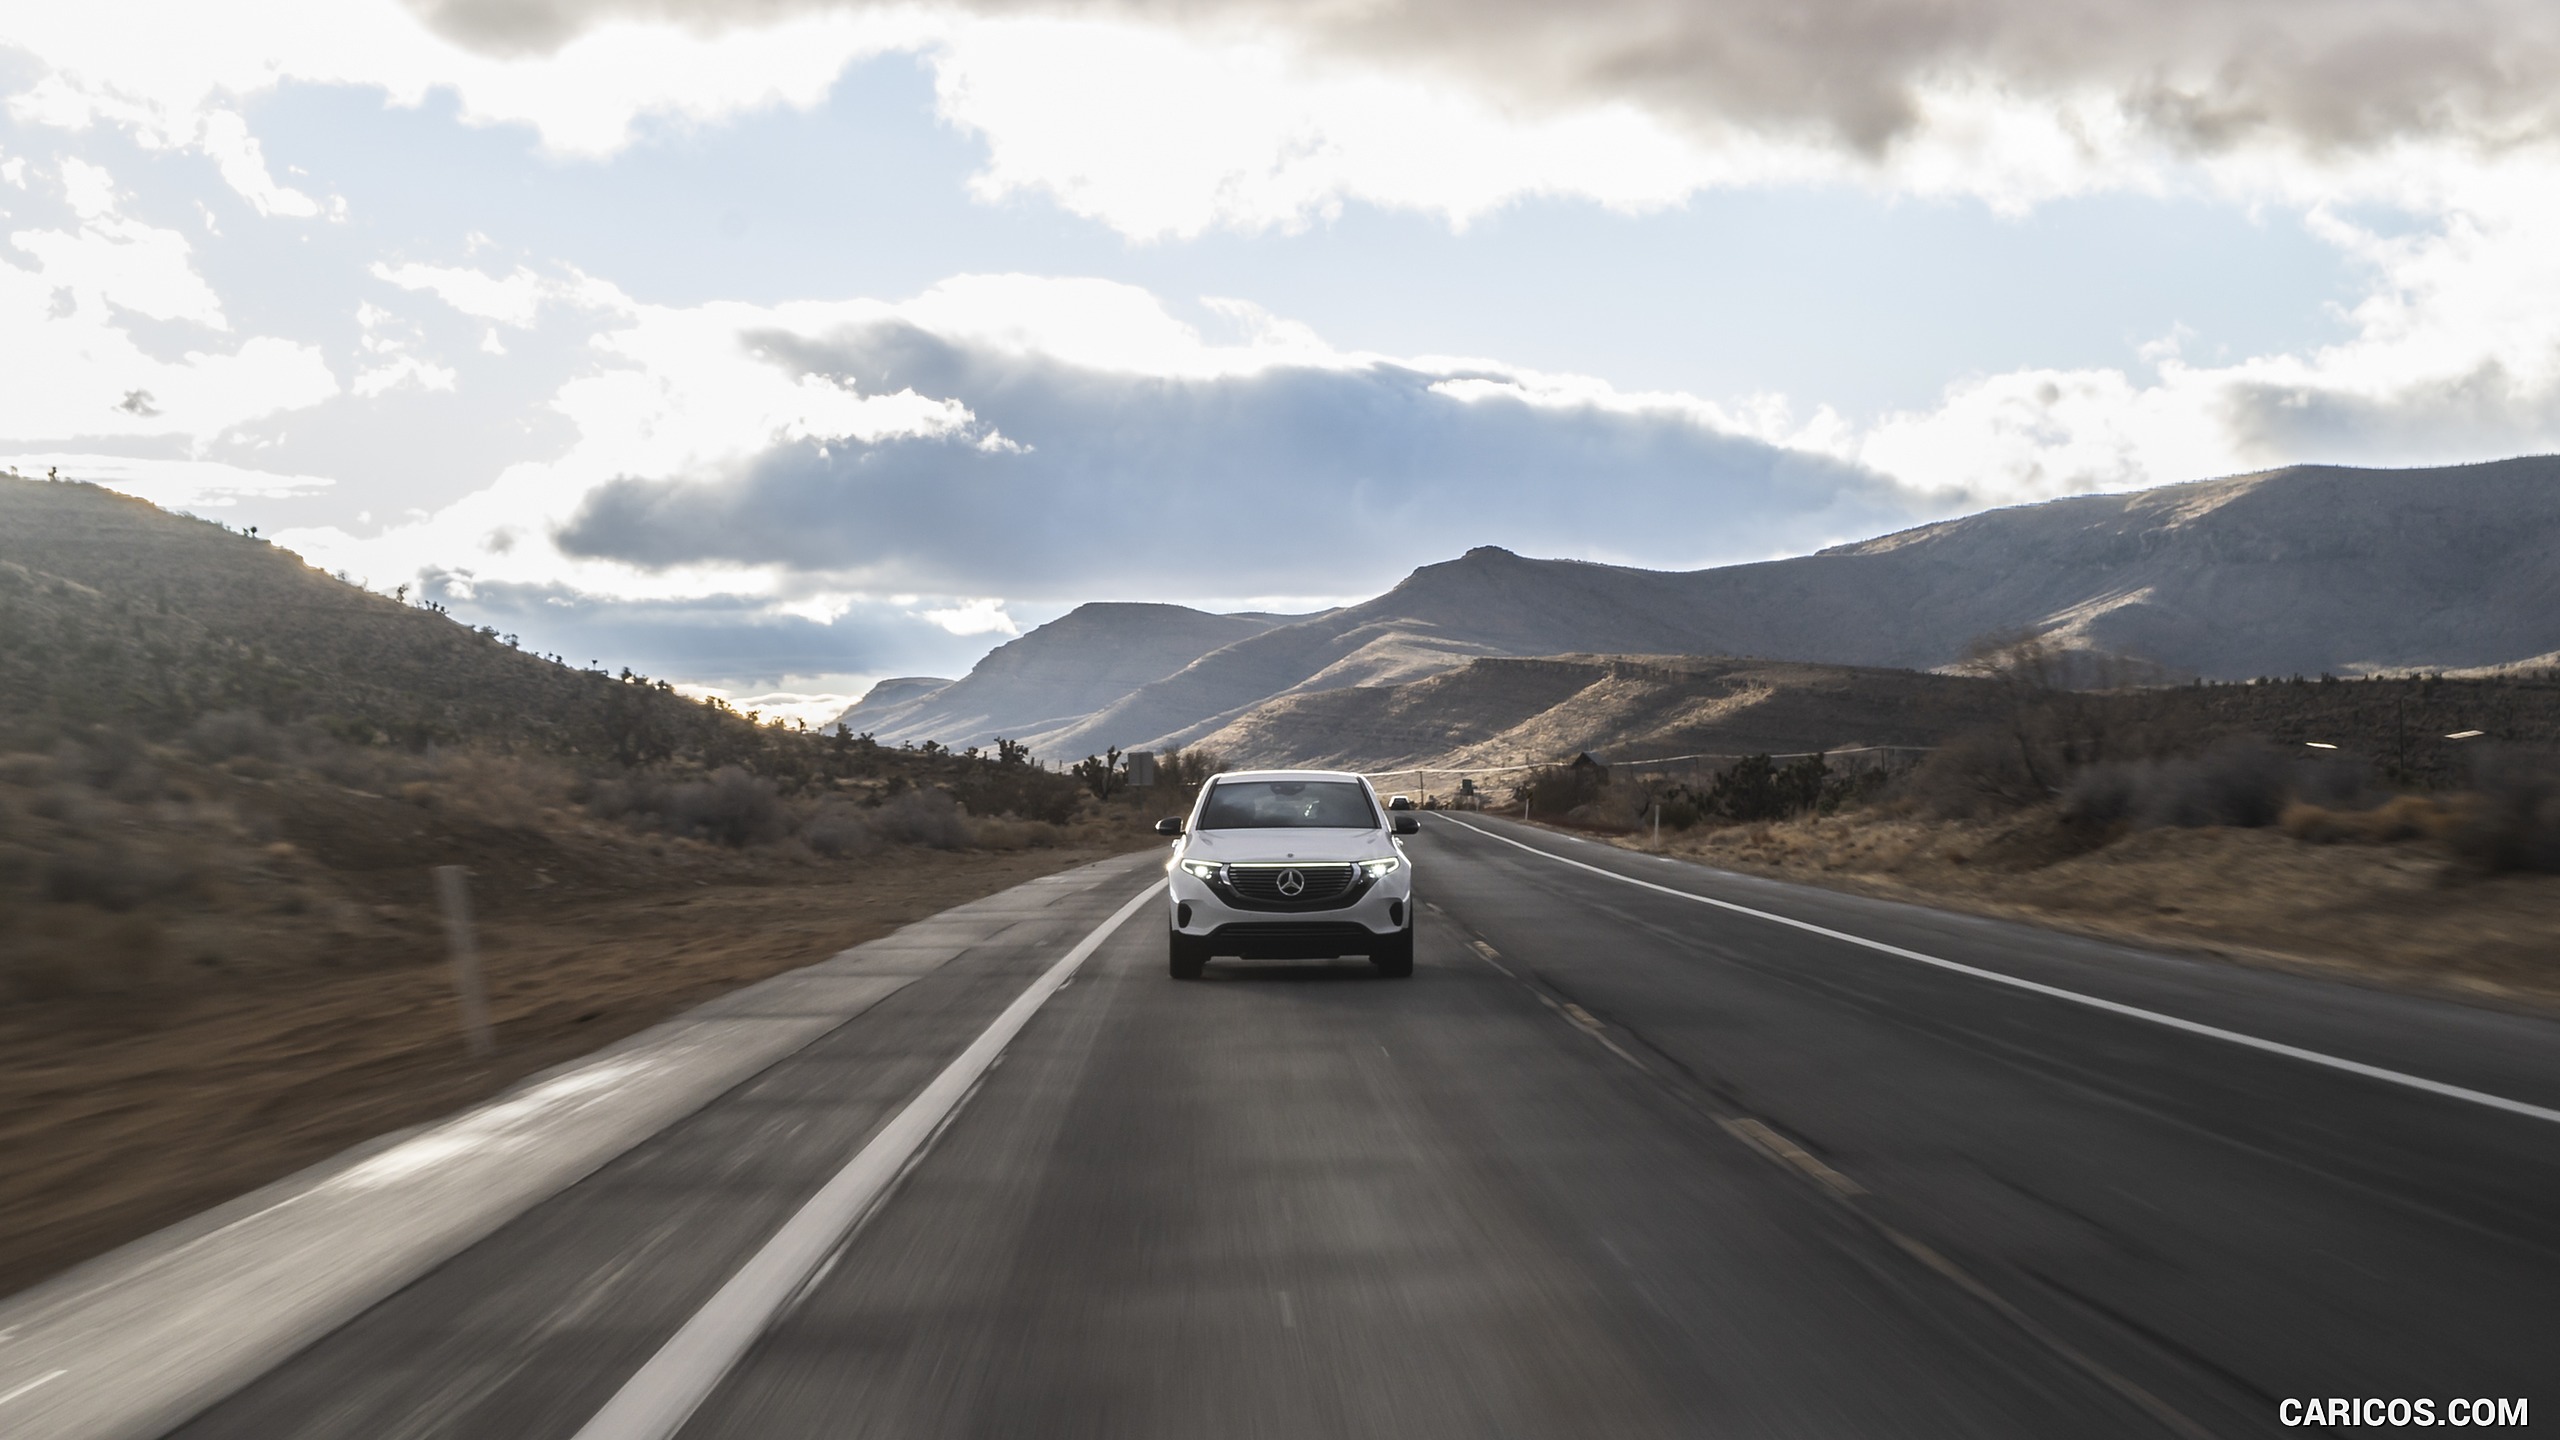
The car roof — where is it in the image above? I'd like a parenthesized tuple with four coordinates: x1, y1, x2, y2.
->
(1206, 769, 1371, 784)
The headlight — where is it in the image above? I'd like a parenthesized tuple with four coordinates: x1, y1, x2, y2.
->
(1179, 859, 1224, 882)
(1357, 856, 1402, 879)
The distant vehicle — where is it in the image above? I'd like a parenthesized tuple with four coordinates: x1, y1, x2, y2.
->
(1385, 793, 1415, 810)
(1156, 770, 1419, 979)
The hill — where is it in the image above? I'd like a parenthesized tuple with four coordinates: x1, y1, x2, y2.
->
(1003, 457, 2560, 759)
(0, 476, 1153, 1298)
(1188, 654, 2014, 772)
(0, 476, 742, 761)
(1192, 649, 2560, 791)
(829, 602, 1297, 751)
(830, 676, 954, 735)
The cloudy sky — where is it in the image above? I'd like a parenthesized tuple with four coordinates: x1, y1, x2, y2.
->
(7, 1, 2560, 719)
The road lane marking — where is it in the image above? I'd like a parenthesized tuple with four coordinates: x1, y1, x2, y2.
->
(1437, 815, 2560, 1127)
(0, 1371, 65, 1409)
(572, 881, 1166, 1440)
(1439, 859, 2211, 1439)
(1723, 1119, 1866, 1198)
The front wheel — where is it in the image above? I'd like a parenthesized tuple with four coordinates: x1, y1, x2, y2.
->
(1371, 927, 1414, 978)
(1169, 929, 1207, 980)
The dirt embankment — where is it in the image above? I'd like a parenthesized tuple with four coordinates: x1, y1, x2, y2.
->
(1588, 811, 2560, 1013)
(0, 746, 1159, 1299)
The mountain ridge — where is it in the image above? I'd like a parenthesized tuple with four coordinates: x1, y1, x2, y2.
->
(996, 457, 2560, 759)
(828, 601, 1300, 751)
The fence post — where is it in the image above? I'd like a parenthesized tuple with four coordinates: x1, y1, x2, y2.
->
(433, 865, 496, 1059)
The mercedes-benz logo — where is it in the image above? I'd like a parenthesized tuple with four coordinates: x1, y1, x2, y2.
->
(1274, 868, 1306, 897)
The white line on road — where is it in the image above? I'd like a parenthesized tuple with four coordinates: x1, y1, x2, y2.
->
(0, 1370, 66, 1410)
(1438, 815, 2560, 1127)
(572, 881, 1167, 1440)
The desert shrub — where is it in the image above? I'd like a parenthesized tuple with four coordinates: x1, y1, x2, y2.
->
(0, 904, 168, 1000)
(576, 774, 658, 824)
(426, 753, 574, 828)
(793, 786, 979, 853)
(664, 767, 790, 847)
(868, 787, 973, 849)
(39, 842, 195, 912)
(2449, 749, 2560, 873)
(972, 817, 1062, 851)
(2281, 795, 2449, 845)
(1511, 763, 1612, 818)
(27, 785, 91, 824)
(581, 766, 789, 846)
(1655, 752, 1884, 827)
(1902, 732, 2046, 817)
(2290, 755, 2385, 811)
(305, 740, 424, 793)
(945, 763, 1081, 825)
(55, 731, 151, 793)
(1563, 802, 1637, 834)
(2062, 741, 2294, 831)
(183, 710, 285, 762)
(0, 752, 52, 786)
(801, 801, 882, 858)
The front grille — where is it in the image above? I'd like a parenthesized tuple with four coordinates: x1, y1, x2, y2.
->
(1212, 922, 1374, 940)
(1220, 862, 1360, 909)
(1204, 921, 1380, 958)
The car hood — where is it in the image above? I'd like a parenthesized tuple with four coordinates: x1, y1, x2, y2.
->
(1183, 828, 1396, 864)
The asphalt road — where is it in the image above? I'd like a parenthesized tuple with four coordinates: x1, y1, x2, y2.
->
(172, 817, 2558, 1438)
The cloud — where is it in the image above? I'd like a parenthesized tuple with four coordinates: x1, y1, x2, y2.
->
(372, 260, 628, 326)
(0, 157, 338, 442)
(0, 451, 337, 508)
(549, 294, 1925, 598)
(919, 596, 1018, 636)
(930, 17, 1733, 239)
(362, 0, 2560, 237)
(398, 572, 1030, 690)
(1818, 171, 2560, 497)
(400, 0, 2560, 157)
(352, 355, 460, 396)
(2, 0, 928, 159)
(17, 0, 2558, 245)
(197, 111, 325, 219)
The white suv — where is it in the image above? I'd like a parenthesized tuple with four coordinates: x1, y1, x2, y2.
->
(1157, 770, 1419, 979)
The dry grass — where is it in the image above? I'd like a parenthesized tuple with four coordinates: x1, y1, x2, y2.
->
(0, 738, 1161, 1297)
(1595, 807, 2560, 1013)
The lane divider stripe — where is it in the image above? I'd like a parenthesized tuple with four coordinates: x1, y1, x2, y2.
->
(572, 881, 1167, 1440)
(1437, 816, 2560, 1127)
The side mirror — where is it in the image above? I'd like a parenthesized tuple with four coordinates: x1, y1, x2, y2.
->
(1153, 817, 1186, 836)
(1386, 794, 1414, 811)
(1392, 815, 1419, 835)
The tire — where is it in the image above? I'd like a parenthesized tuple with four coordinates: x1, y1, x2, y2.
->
(1370, 927, 1414, 978)
(1169, 928, 1207, 980)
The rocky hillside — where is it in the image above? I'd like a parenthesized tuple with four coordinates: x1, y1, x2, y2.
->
(0, 476, 747, 758)
(1001, 457, 2560, 759)
(1189, 651, 2560, 783)
(1187, 654, 2015, 772)
(829, 602, 1305, 750)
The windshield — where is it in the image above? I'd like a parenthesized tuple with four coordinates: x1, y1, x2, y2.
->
(1197, 780, 1379, 830)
